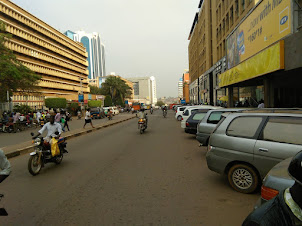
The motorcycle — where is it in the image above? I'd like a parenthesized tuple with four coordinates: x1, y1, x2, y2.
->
(28, 132, 67, 176)
(163, 110, 167, 118)
(138, 118, 147, 134)
(107, 113, 113, 120)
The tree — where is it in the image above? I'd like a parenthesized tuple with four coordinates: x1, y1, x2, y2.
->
(89, 85, 102, 95)
(99, 76, 132, 105)
(13, 104, 32, 114)
(156, 101, 165, 106)
(0, 21, 41, 102)
(104, 95, 112, 107)
(88, 100, 102, 108)
(45, 98, 67, 109)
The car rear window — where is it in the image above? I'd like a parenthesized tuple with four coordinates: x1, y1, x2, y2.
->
(192, 113, 207, 121)
(207, 111, 223, 124)
(227, 116, 263, 138)
(183, 110, 189, 116)
(260, 117, 302, 145)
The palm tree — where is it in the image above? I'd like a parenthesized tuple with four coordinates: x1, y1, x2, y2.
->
(100, 76, 132, 106)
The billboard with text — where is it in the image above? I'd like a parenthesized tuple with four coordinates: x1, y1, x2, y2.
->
(227, 0, 291, 69)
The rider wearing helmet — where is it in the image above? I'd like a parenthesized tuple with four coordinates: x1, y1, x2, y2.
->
(243, 151, 302, 225)
(137, 107, 148, 128)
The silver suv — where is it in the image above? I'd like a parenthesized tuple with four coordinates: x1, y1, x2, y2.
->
(206, 113, 302, 194)
(196, 109, 242, 146)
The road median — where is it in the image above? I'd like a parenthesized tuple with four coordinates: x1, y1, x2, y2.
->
(2, 115, 136, 159)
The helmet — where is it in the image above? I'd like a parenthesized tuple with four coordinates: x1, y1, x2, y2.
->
(288, 151, 302, 186)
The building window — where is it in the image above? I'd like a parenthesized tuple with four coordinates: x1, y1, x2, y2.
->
(230, 6, 234, 25)
(235, 0, 239, 18)
(226, 13, 229, 31)
(242, 0, 245, 12)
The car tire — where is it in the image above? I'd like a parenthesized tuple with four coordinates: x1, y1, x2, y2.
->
(227, 164, 259, 194)
(177, 115, 182, 121)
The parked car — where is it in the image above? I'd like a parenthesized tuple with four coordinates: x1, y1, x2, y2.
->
(196, 109, 243, 146)
(104, 107, 119, 115)
(175, 106, 187, 121)
(184, 110, 210, 134)
(206, 112, 302, 193)
(90, 107, 102, 119)
(254, 157, 294, 209)
(181, 106, 220, 129)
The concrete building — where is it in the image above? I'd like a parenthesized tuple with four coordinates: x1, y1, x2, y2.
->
(127, 76, 157, 105)
(188, 0, 302, 107)
(66, 30, 106, 87)
(183, 71, 190, 103)
(178, 78, 183, 99)
(0, 0, 89, 109)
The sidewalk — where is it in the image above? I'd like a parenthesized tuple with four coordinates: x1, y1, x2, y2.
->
(2, 113, 136, 158)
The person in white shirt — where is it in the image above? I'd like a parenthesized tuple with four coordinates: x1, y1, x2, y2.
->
(36, 115, 62, 143)
(36, 111, 41, 123)
(0, 149, 11, 183)
(258, 99, 265, 108)
(83, 108, 94, 129)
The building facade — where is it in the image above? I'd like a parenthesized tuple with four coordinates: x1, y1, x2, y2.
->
(68, 30, 106, 86)
(127, 77, 157, 105)
(188, 0, 302, 107)
(0, 0, 89, 109)
(178, 78, 183, 99)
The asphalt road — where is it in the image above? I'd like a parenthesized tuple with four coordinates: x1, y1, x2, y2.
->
(1, 110, 259, 225)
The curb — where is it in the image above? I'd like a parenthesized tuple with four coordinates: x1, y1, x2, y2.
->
(5, 116, 136, 159)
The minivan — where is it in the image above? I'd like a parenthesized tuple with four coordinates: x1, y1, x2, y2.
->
(206, 112, 302, 193)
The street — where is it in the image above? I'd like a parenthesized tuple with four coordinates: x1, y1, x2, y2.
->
(1, 110, 259, 225)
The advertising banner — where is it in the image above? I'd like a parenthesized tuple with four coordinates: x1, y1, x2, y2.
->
(227, 0, 291, 69)
(220, 41, 284, 87)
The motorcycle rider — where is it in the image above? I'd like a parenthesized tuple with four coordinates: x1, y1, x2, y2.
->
(243, 151, 302, 226)
(137, 107, 148, 128)
(162, 105, 168, 116)
(34, 115, 62, 143)
(0, 149, 11, 183)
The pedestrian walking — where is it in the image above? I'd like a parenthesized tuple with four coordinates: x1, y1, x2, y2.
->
(83, 108, 94, 129)
(63, 112, 70, 131)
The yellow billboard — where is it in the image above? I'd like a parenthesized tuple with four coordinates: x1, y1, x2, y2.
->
(227, 0, 291, 69)
(220, 41, 284, 88)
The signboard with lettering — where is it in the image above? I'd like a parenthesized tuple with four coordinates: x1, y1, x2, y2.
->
(227, 0, 291, 69)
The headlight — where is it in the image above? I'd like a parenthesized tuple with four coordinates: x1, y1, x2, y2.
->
(34, 138, 41, 145)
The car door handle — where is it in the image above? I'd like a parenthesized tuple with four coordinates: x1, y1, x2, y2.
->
(259, 148, 269, 152)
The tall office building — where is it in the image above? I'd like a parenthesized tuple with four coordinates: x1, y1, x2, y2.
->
(178, 78, 183, 98)
(65, 30, 106, 86)
(127, 76, 157, 105)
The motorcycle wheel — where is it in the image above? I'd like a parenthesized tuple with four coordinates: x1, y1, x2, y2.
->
(54, 154, 63, 164)
(140, 128, 144, 134)
(28, 155, 42, 176)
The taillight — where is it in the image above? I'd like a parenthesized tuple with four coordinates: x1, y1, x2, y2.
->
(261, 185, 279, 201)
(176, 110, 177, 113)
(208, 145, 212, 151)
(186, 122, 189, 127)
(181, 117, 183, 121)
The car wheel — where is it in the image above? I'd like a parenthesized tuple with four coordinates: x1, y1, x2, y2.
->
(227, 164, 259, 194)
(177, 115, 182, 121)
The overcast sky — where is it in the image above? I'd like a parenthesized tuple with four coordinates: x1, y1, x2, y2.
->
(11, 0, 199, 98)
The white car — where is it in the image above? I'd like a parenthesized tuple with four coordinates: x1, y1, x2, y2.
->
(180, 106, 221, 128)
(175, 106, 188, 121)
(104, 107, 119, 115)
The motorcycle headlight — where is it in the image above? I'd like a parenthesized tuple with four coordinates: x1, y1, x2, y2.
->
(34, 138, 41, 145)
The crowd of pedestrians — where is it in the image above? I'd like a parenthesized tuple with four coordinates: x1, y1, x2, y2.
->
(0, 109, 71, 133)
